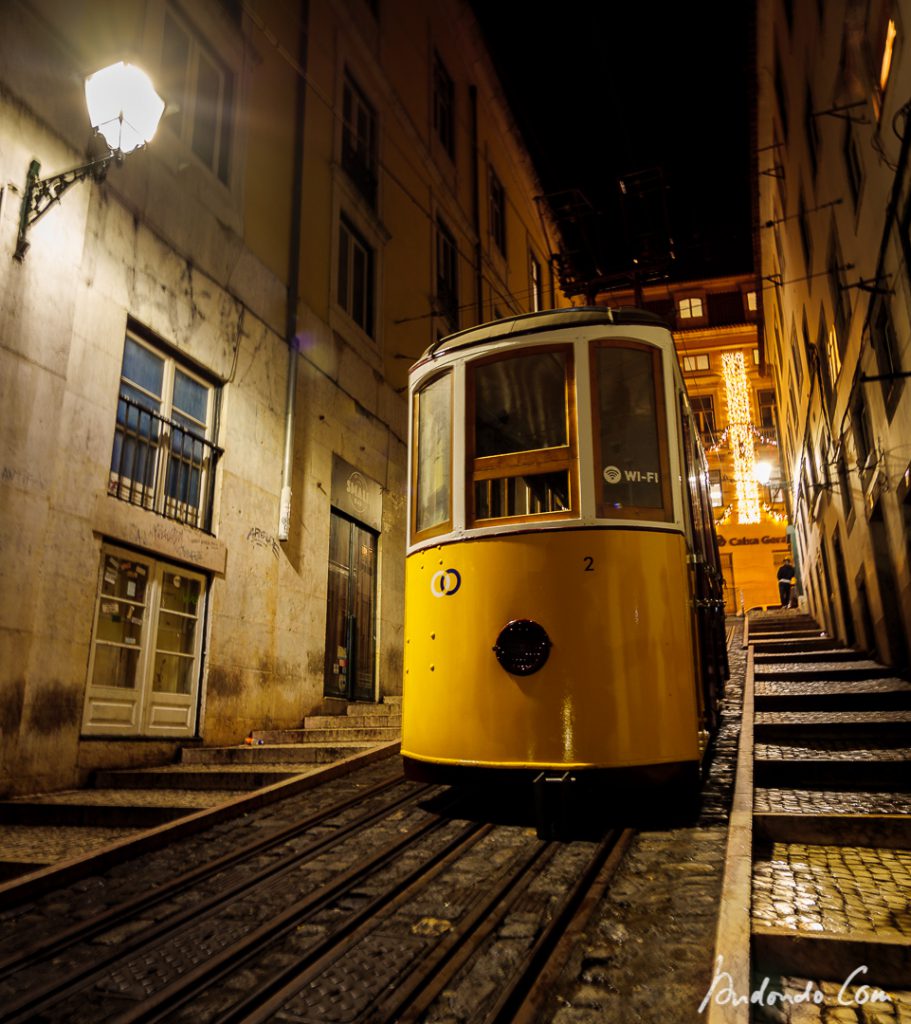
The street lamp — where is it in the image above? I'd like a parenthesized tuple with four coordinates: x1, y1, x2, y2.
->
(754, 460, 773, 485)
(14, 62, 164, 261)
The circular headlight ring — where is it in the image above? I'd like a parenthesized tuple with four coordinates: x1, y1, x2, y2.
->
(492, 619, 552, 676)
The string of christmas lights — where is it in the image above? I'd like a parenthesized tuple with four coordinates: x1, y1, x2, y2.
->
(762, 502, 788, 523)
(722, 351, 761, 524)
(715, 503, 734, 525)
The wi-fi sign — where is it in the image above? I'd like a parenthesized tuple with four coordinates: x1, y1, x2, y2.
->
(603, 465, 622, 484)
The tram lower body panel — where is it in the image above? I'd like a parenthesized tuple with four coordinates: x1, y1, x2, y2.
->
(401, 528, 706, 780)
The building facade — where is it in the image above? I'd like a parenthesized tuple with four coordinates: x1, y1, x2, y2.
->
(0, 0, 563, 796)
(595, 275, 788, 612)
(756, 0, 911, 665)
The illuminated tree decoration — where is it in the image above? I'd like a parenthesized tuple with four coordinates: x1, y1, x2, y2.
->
(722, 351, 760, 524)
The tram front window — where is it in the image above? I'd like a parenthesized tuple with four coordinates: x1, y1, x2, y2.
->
(474, 351, 567, 455)
(469, 347, 576, 523)
(592, 342, 671, 520)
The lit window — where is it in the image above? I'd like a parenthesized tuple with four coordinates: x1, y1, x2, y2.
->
(342, 72, 378, 207)
(758, 389, 777, 429)
(530, 253, 543, 312)
(337, 215, 375, 336)
(880, 18, 897, 93)
(709, 469, 723, 508)
(690, 394, 716, 437)
(83, 546, 206, 736)
(109, 333, 219, 532)
(489, 167, 507, 256)
(678, 297, 704, 319)
(826, 323, 843, 384)
(683, 354, 710, 372)
(161, 7, 234, 184)
(746, 291, 758, 311)
(433, 53, 455, 159)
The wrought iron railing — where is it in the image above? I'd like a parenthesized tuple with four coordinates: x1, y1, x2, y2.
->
(108, 394, 222, 532)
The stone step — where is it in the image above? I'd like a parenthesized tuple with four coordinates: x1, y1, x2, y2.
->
(303, 713, 401, 730)
(93, 766, 304, 790)
(751, 638, 842, 653)
(0, 787, 232, 828)
(753, 661, 895, 682)
(752, 648, 868, 663)
(754, 677, 911, 712)
(252, 725, 400, 744)
(180, 742, 381, 766)
(754, 708, 911, 741)
(346, 701, 401, 716)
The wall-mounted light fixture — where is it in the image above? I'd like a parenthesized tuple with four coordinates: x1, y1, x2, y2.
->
(14, 62, 164, 261)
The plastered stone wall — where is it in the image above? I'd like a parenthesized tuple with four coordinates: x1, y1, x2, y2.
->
(0, 92, 407, 795)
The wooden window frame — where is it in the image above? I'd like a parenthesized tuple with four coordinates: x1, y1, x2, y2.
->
(411, 371, 454, 543)
(466, 345, 578, 527)
(590, 339, 673, 522)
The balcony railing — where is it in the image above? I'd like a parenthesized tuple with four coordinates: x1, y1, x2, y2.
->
(755, 423, 778, 446)
(108, 394, 222, 532)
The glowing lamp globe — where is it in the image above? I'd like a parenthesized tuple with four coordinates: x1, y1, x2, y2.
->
(85, 62, 165, 155)
(754, 460, 773, 485)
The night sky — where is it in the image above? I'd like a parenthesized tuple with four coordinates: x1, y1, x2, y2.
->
(472, 3, 755, 286)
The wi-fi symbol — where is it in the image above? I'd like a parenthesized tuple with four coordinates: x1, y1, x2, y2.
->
(603, 465, 622, 484)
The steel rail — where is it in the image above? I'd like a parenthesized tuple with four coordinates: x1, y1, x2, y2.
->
(488, 827, 636, 1024)
(106, 808, 469, 1024)
(230, 834, 559, 1024)
(385, 828, 633, 1024)
(171, 820, 496, 1024)
(2, 777, 436, 1022)
(367, 839, 560, 1024)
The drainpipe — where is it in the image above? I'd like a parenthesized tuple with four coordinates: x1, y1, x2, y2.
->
(279, 0, 309, 542)
(469, 85, 484, 325)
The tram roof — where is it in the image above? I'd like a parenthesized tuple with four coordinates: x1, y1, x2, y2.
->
(418, 306, 670, 363)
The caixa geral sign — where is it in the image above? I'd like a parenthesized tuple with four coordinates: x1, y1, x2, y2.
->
(717, 535, 787, 546)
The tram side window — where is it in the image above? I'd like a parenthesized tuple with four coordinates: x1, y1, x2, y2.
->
(470, 348, 576, 522)
(413, 373, 452, 538)
(592, 343, 671, 520)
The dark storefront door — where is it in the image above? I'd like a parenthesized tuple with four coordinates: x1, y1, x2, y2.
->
(324, 510, 377, 701)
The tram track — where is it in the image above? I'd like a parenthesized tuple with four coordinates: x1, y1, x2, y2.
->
(0, 773, 413, 982)
(0, 774, 442, 1021)
(0, 767, 637, 1024)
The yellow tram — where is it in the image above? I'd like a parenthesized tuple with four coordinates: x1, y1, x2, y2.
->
(401, 308, 727, 790)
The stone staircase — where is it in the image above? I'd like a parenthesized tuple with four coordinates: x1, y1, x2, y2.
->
(0, 698, 402, 880)
(184, 698, 402, 765)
